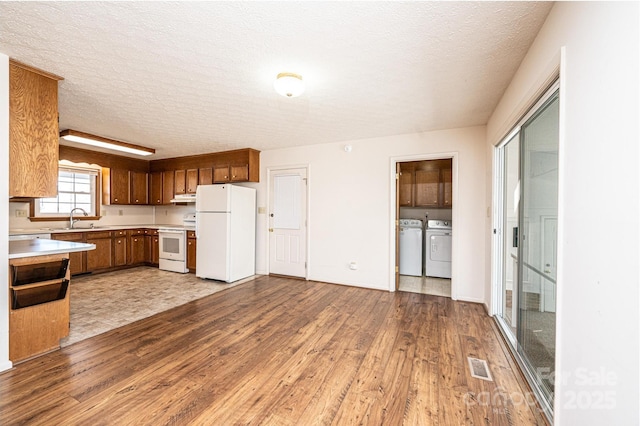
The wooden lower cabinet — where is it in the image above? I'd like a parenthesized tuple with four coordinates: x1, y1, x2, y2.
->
(51, 233, 86, 275)
(128, 229, 145, 265)
(145, 234, 160, 265)
(86, 231, 114, 271)
(187, 230, 196, 272)
(9, 253, 70, 362)
(113, 237, 127, 267)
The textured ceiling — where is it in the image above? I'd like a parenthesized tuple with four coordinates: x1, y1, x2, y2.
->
(0, 1, 553, 159)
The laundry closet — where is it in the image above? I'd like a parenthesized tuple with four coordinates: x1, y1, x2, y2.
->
(397, 158, 453, 297)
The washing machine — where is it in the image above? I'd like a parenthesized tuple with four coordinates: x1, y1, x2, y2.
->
(425, 220, 452, 278)
(399, 219, 423, 276)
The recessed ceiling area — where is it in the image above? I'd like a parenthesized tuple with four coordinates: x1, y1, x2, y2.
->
(0, 2, 553, 159)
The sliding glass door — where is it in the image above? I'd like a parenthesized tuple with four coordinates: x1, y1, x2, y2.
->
(494, 83, 559, 419)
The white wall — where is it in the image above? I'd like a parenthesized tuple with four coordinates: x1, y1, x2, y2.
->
(487, 2, 639, 424)
(257, 126, 487, 301)
(0, 53, 11, 372)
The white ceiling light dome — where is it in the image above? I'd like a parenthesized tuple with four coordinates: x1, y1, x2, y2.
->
(274, 72, 305, 97)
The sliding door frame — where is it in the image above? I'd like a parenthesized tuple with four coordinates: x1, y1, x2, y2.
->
(491, 79, 560, 422)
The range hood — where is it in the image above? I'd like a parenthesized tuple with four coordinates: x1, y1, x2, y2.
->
(170, 194, 196, 203)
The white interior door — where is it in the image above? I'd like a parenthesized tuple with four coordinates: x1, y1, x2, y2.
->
(269, 168, 307, 278)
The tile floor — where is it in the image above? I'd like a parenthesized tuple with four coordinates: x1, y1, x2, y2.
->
(61, 266, 255, 347)
(398, 274, 451, 297)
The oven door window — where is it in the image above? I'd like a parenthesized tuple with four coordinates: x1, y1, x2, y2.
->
(160, 233, 185, 260)
(162, 237, 181, 254)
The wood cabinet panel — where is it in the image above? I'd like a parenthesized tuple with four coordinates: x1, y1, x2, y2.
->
(400, 159, 453, 209)
(9, 254, 70, 362)
(187, 236, 197, 272)
(9, 61, 62, 198)
(150, 172, 163, 205)
(150, 148, 260, 183)
(414, 170, 440, 207)
(186, 169, 198, 193)
(51, 233, 86, 275)
(230, 165, 249, 182)
(113, 237, 127, 267)
(213, 165, 229, 183)
(399, 164, 414, 207)
(86, 235, 113, 271)
(102, 168, 130, 205)
(199, 168, 212, 185)
(162, 171, 175, 204)
(130, 171, 148, 205)
(174, 170, 186, 195)
(144, 234, 160, 265)
(128, 232, 145, 265)
(442, 168, 452, 207)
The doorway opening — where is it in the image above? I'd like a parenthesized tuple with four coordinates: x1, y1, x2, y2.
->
(395, 157, 454, 297)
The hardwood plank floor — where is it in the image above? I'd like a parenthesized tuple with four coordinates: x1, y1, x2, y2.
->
(0, 276, 547, 425)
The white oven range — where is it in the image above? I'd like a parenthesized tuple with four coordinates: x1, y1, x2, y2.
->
(158, 228, 188, 273)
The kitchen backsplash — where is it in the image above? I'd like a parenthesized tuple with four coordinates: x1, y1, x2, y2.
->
(154, 204, 195, 225)
(9, 202, 155, 230)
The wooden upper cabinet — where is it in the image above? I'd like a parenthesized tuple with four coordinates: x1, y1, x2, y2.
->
(9, 60, 63, 198)
(174, 170, 186, 195)
(230, 165, 249, 182)
(403, 159, 453, 209)
(213, 165, 230, 183)
(102, 168, 130, 205)
(162, 171, 175, 204)
(213, 164, 249, 183)
(442, 167, 452, 207)
(414, 170, 440, 207)
(199, 167, 212, 186)
(398, 163, 415, 207)
(130, 171, 148, 205)
(186, 169, 198, 193)
(149, 148, 260, 186)
(150, 171, 163, 205)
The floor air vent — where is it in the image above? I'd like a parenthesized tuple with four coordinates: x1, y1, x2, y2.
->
(468, 357, 493, 381)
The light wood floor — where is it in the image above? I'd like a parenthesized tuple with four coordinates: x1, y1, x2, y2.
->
(0, 276, 547, 425)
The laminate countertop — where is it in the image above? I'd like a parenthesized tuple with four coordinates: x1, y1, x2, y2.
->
(9, 224, 194, 236)
(9, 239, 96, 260)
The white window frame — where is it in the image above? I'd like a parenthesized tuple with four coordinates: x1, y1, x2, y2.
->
(34, 167, 99, 218)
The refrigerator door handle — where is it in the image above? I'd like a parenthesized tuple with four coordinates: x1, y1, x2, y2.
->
(196, 214, 200, 239)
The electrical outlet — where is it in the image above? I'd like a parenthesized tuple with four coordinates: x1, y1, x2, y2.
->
(102, 210, 107, 216)
(15, 209, 27, 217)
(118, 210, 124, 216)
(258, 207, 266, 214)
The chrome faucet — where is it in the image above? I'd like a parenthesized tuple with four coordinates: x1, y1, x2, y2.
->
(70, 207, 89, 229)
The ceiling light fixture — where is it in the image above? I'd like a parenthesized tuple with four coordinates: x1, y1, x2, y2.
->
(274, 72, 304, 98)
(59, 129, 155, 156)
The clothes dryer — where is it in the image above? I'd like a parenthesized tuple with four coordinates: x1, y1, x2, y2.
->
(425, 220, 452, 278)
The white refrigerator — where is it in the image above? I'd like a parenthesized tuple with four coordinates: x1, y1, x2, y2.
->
(195, 184, 256, 282)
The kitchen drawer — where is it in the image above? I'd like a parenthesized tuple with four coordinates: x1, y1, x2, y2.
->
(113, 230, 127, 237)
(187, 231, 196, 239)
(128, 229, 144, 236)
(144, 229, 159, 236)
(85, 230, 112, 239)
